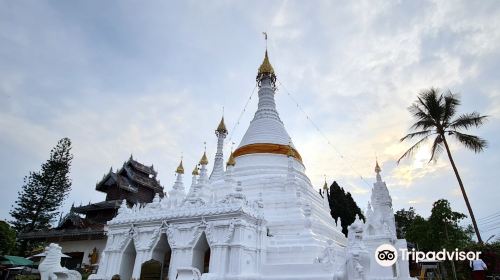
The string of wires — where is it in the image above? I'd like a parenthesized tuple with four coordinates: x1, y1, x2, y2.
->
(277, 78, 372, 189)
(226, 84, 258, 147)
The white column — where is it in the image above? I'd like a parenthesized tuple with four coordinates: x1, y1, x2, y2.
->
(169, 248, 193, 280)
(208, 245, 228, 275)
(131, 250, 149, 279)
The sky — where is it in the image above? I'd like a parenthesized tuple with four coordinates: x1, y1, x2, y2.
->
(1, 0, 499, 240)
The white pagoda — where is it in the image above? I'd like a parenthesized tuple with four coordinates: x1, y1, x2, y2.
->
(89, 50, 414, 280)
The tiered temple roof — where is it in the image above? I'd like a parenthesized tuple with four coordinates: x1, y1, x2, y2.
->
(20, 156, 164, 242)
(95, 156, 162, 196)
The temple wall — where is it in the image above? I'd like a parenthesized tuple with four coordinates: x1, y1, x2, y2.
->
(59, 239, 107, 266)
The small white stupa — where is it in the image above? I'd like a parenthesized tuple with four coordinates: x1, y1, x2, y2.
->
(363, 161, 414, 280)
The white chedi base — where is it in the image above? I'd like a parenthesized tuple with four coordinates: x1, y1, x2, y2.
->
(87, 161, 414, 280)
(88, 60, 414, 279)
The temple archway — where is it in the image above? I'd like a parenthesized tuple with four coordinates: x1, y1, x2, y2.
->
(140, 259, 161, 280)
(192, 232, 211, 274)
(151, 233, 172, 279)
(119, 239, 136, 280)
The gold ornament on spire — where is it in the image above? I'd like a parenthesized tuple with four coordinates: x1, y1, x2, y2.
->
(323, 179, 328, 190)
(257, 33, 277, 86)
(216, 117, 228, 134)
(199, 151, 209, 165)
(192, 165, 199, 176)
(226, 152, 236, 166)
(375, 160, 381, 173)
(258, 50, 275, 76)
(176, 160, 184, 174)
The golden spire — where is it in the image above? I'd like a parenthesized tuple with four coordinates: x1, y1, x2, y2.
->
(216, 117, 228, 134)
(199, 151, 209, 165)
(176, 160, 184, 174)
(226, 151, 236, 166)
(375, 160, 381, 173)
(192, 165, 199, 176)
(257, 33, 276, 85)
(258, 50, 275, 76)
(323, 180, 328, 190)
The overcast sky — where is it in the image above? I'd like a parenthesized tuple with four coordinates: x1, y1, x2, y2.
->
(1, 0, 499, 239)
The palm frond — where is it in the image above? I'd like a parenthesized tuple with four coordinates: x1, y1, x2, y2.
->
(410, 119, 437, 131)
(450, 131, 487, 153)
(418, 88, 444, 123)
(397, 135, 430, 164)
(408, 104, 427, 119)
(400, 130, 435, 142)
(442, 91, 460, 126)
(429, 135, 444, 162)
(449, 112, 488, 130)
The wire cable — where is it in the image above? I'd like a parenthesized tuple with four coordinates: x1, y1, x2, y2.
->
(277, 78, 372, 189)
(226, 84, 258, 149)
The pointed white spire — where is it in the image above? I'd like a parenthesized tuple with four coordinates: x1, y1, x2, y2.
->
(210, 116, 228, 181)
(322, 178, 329, 208)
(366, 201, 373, 219)
(237, 50, 293, 148)
(169, 158, 186, 207)
(336, 217, 343, 232)
(198, 148, 209, 185)
(375, 159, 382, 182)
(152, 193, 161, 204)
(187, 165, 199, 197)
(366, 158, 397, 238)
(117, 199, 130, 216)
(173, 171, 184, 192)
(225, 153, 236, 186)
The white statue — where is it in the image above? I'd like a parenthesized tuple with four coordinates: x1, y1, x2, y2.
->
(346, 216, 370, 280)
(315, 239, 336, 265)
(39, 243, 81, 280)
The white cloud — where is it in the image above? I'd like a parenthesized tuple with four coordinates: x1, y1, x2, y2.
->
(1, 0, 499, 223)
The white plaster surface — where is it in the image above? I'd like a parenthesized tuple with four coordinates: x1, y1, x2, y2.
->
(89, 63, 414, 280)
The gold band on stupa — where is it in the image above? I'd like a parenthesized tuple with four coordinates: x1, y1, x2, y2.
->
(233, 143, 302, 162)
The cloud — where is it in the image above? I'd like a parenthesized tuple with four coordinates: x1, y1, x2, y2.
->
(1, 0, 499, 229)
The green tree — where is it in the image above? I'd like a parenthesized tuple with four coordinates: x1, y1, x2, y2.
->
(325, 181, 364, 236)
(405, 199, 473, 252)
(0, 221, 16, 255)
(395, 207, 420, 239)
(398, 88, 487, 243)
(404, 200, 474, 280)
(10, 138, 73, 249)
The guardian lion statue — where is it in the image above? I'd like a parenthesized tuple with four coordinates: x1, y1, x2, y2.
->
(39, 243, 82, 280)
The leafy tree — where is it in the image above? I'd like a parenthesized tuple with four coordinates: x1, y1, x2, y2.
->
(398, 88, 487, 243)
(404, 200, 474, 280)
(395, 207, 420, 239)
(324, 181, 364, 236)
(405, 199, 473, 252)
(0, 221, 16, 255)
(10, 138, 73, 247)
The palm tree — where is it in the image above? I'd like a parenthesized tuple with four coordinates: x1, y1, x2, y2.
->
(398, 88, 488, 243)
